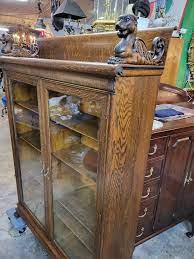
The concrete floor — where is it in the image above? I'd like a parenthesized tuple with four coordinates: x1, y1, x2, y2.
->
(1, 104, 194, 258)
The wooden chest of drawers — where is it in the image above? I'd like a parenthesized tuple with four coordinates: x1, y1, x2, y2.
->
(136, 126, 194, 245)
(136, 137, 167, 242)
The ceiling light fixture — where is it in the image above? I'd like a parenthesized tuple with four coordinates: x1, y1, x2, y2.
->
(52, 0, 86, 31)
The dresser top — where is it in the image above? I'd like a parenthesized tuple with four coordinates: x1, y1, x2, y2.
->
(153, 102, 194, 137)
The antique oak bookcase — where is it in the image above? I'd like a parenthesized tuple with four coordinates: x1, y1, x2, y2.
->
(2, 27, 194, 259)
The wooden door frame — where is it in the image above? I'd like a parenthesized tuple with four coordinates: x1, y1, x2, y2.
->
(4, 71, 48, 233)
(41, 78, 111, 258)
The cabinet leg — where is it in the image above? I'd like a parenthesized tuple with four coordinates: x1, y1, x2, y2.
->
(6, 208, 27, 234)
(186, 217, 194, 238)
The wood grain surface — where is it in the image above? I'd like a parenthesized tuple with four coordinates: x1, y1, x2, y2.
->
(38, 27, 174, 63)
(100, 75, 160, 259)
(160, 38, 183, 86)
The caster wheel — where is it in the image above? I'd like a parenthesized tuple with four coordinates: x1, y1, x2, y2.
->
(19, 227, 26, 234)
(186, 232, 194, 238)
(14, 212, 20, 218)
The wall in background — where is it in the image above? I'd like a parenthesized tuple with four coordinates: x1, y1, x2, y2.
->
(149, 0, 187, 26)
(176, 0, 194, 88)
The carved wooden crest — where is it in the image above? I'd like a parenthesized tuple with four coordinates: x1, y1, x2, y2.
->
(107, 14, 165, 65)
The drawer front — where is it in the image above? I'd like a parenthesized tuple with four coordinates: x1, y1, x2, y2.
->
(141, 180, 160, 201)
(136, 220, 154, 242)
(138, 197, 157, 221)
(148, 137, 167, 159)
(145, 158, 163, 182)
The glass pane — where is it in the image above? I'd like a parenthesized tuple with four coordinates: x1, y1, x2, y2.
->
(12, 81, 45, 225)
(49, 92, 102, 258)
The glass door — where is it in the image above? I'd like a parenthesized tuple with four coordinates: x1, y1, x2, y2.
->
(48, 90, 105, 258)
(11, 80, 45, 226)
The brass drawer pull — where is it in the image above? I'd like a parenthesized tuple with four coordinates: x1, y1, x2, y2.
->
(136, 227, 145, 238)
(142, 188, 151, 199)
(184, 175, 193, 186)
(145, 167, 154, 178)
(172, 137, 190, 148)
(139, 208, 148, 218)
(148, 144, 158, 156)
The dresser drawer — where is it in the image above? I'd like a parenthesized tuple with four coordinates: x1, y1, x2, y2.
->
(138, 197, 157, 221)
(148, 137, 167, 159)
(141, 180, 160, 201)
(136, 220, 154, 242)
(145, 158, 163, 182)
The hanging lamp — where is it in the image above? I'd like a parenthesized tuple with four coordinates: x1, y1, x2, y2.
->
(52, 0, 86, 31)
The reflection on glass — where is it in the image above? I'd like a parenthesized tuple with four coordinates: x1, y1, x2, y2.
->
(49, 92, 101, 258)
(12, 82, 45, 225)
(94, 0, 129, 20)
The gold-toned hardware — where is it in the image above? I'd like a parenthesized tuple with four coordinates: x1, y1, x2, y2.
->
(148, 144, 158, 156)
(184, 171, 193, 186)
(136, 227, 145, 238)
(142, 188, 151, 199)
(139, 208, 148, 218)
(92, 20, 115, 32)
(145, 167, 154, 178)
(44, 168, 50, 178)
(188, 169, 193, 184)
(184, 171, 190, 186)
(172, 137, 190, 148)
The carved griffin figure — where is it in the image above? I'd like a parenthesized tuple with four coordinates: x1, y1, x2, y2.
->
(107, 14, 165, 65)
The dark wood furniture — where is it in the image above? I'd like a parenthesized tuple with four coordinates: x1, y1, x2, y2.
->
(136, 102, 194, 244)
(2, 28, 194, 259)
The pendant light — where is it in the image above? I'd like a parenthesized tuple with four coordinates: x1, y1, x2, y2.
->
(52, 0, 86, 31)
(54, 0, 86, 20)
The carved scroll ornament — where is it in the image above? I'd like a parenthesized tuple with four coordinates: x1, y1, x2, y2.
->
(107, 14, 165, 65)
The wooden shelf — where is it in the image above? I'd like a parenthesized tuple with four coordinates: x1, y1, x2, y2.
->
(56, 183, 96, 237)
(53, 143, 97, 182)
(16, 121, 40, 131)
(14, 103, 39, 131)
(15, 101, 39, 114)
(81, 136, 98, 151)
(19, 130, 41, 152)
(51, 114, 98, 141)
(54, 215, 93, 259)
(54, 200, 94, 253)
